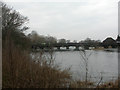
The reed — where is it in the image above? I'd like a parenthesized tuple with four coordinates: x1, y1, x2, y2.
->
(2, 40, 71, 88)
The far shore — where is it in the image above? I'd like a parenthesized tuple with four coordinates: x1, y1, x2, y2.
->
(31, 47, 119, 52)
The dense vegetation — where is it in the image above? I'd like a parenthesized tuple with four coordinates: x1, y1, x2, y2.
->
(2, 2, 30, 50)
(2, 2, 71, 88)
(2, 2, 118, 88)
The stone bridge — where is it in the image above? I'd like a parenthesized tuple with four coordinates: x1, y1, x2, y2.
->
(32, 43, 101, 50)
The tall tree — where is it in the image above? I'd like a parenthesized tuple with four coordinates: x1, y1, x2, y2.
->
(2, 3, 29, 32)
(2, 2, 30, 49)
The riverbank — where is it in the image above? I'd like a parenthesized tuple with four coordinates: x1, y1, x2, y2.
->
(3, 43, 119, 88)
(2, 40, 118, 88)
(3, 43, 71, 88)
(32, 48, 119, 53)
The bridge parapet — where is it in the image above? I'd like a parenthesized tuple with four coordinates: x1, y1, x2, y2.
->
(32, 42, 102, 51)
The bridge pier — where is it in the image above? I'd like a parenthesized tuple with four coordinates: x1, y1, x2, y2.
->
(66, 46, 69, 50)
(75, 46, 79, 50)
(32, 43, 90, 51)
(57, 47, 60, 50)
(39, 46, 44, 49)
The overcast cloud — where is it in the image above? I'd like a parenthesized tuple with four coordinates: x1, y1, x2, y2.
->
(3, 0, 119, 41)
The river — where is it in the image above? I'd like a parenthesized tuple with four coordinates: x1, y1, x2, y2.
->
(32, 49, 118, 83)
(53, 50, 118, 83)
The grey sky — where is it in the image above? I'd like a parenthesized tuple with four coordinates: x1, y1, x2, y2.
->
(4, 0, 119, 41)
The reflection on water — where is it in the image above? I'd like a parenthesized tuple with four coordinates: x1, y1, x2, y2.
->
(53, 50, 118, 83)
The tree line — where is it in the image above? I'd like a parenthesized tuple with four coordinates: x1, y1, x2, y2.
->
(28, 31, 101, 44)
(2, 2, 119, 50)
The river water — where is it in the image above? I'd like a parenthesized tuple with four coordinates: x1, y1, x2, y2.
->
(52, 50, 118, 83)
(32, 49, 118, 83)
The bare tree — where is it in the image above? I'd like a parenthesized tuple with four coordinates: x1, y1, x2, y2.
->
(96, 72, 103, 87)
(45, 35, 57, 44)
(79, 50, 92, 87)
(2, 3, 29, 32)
(66, 40, 70, 43)
(58, 39, 66, 44)
(2, 2, 30, 49)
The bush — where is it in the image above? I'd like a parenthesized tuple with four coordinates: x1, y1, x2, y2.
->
(2, 40, 71, 88)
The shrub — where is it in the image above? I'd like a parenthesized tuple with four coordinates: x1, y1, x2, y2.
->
(2, 40, 71, 88)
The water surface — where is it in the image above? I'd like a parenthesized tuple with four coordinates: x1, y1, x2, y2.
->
(53, 50, 118, 83)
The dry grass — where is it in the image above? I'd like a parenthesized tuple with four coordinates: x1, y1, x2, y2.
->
(69, 80, 94, 88)
(2, 40, 71, 88)
(96, 80, 118, 88)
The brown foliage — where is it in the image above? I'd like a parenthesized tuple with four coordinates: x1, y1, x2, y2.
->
(96, 80, 118, 88)
(2, 40, 71, 88)
(69, 80, 94, 88)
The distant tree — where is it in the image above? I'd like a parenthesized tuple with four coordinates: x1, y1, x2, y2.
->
(58, 39, 66, 44)
(28, 31, 46, 44)
(66, 40, 70, 43)
(102, 37, 117, 48)
(79, 38, 101, 49)
(28, 31, 57, 45)
(45, 35, 57, 44)
(84, 38, 92, 44)
(80, 38, 101, 44)
(73, 40, 77, 43)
